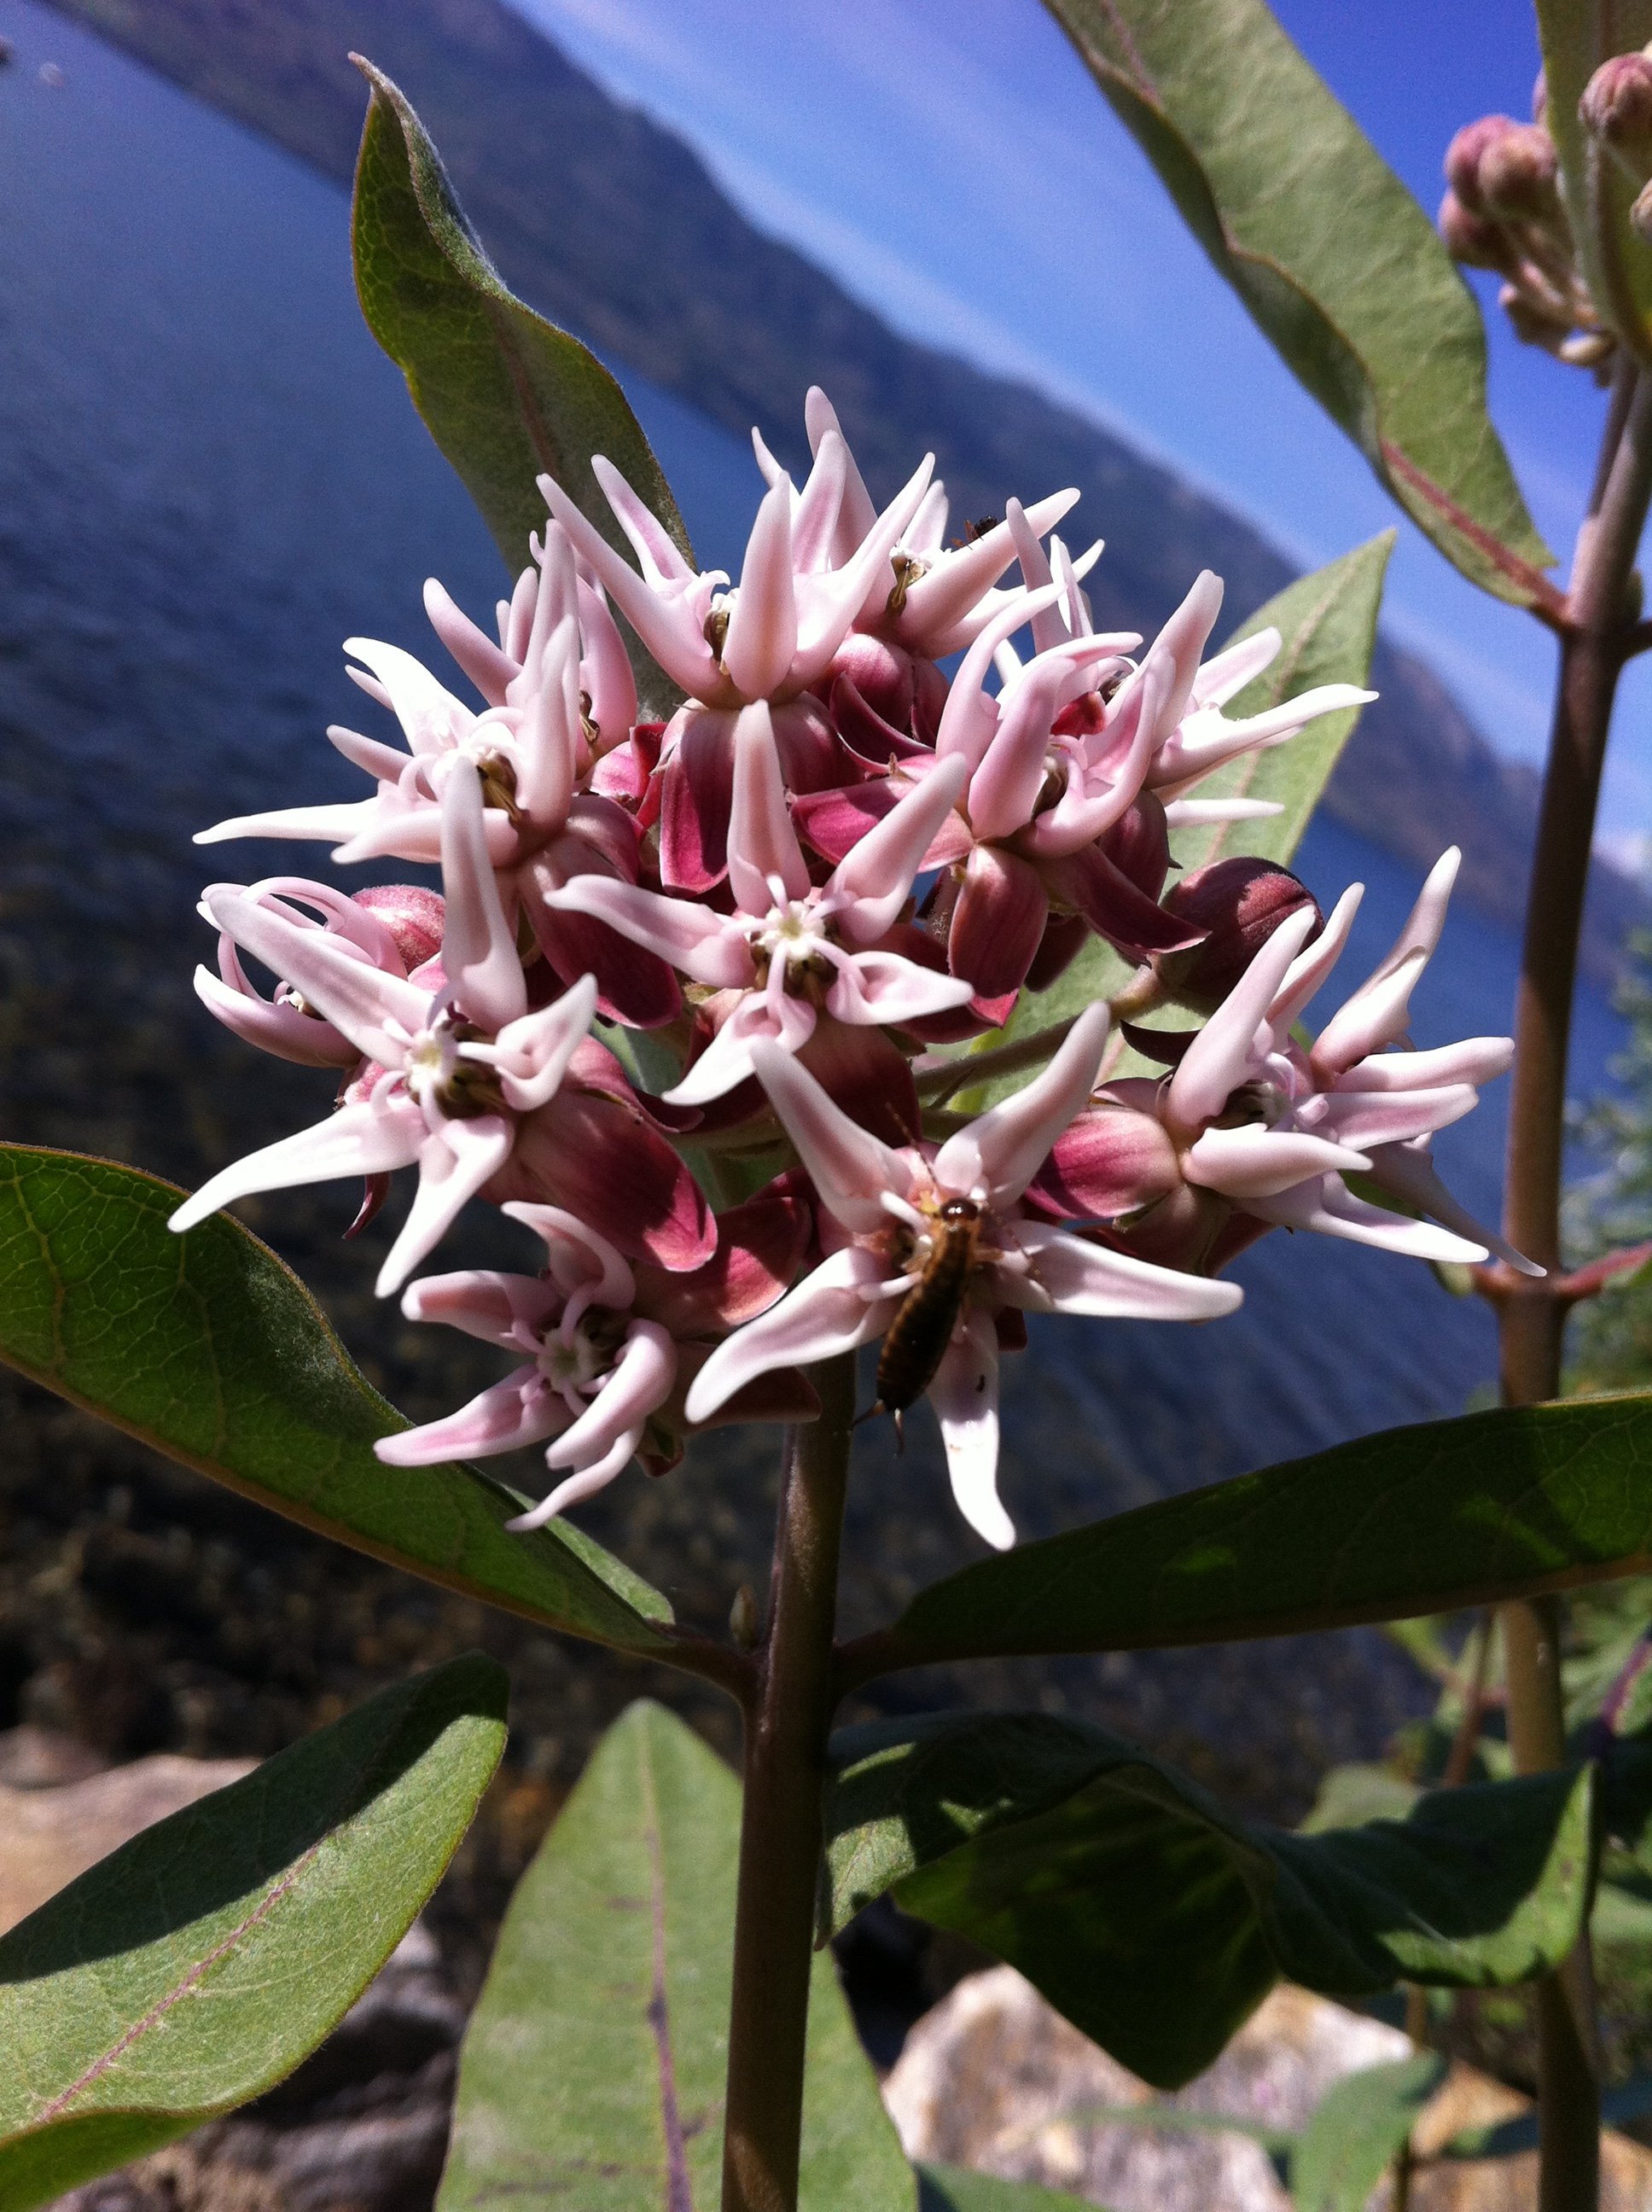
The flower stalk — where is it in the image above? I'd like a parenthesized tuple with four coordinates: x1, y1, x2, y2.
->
(1498, 360, 1652, 2211)
(720, 1353, 857, 2212)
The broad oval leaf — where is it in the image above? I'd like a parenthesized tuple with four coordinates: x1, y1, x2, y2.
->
(826, 1713, 1591, 2090)
(1044, 0, 1555, 603)
(0, 1144, 676, 1656)
(1290, 2054, 1446, 2212)
(1536, 3, 1652, 364)
(351, 59, 691, 714)
(957, 533, 1392, 1107)
(0, 1655, 508, 2212)
(851, 1391, 1652, 1674)
(439, 1698, 914, 2211)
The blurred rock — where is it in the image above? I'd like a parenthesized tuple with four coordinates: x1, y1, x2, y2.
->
(886, 1966, 1652, 2210)
(0, 1750, 253, 1932)
(0, 1722, 107, 1789)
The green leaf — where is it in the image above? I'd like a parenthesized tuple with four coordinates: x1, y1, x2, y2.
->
(439, 1699, 915, 2212)
(1535, 3, 1652, 364)
(1044, 0, 1554, 603)
(0, 1144, 676, 1657)
(825, 1713, 1592, 2089)
(860, 1392, 1652, 1672)
(351, 60, 691, 713)
(1291, 2054, 1446, 2212)
(957, 533, 1392, 1107)
(918, 2168, 1102, 2211)
(0, 1656, 507, 2211)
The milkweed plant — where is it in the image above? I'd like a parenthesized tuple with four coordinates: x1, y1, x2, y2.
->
(9, 7, 1652, 2211)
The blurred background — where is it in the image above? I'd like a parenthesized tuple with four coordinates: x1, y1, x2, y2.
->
(0, 0, 1644, 1883)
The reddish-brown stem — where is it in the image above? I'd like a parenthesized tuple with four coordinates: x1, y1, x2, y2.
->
(1498, 360, 1652, 2211)
(719, 1354, 856, 2212)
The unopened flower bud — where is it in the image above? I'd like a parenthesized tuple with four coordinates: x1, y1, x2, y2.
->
(1477, 122, 1561, 219)
(1150, 858, 1322, 1015)
(1581, 50, 1652, 180)
(352, 884, 445, 975)
(1438, 188, 1517, 273)
(1445, 115, 1523, 213)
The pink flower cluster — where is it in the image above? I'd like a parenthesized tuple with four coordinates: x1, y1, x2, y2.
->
(171, 392, 1524, 1549)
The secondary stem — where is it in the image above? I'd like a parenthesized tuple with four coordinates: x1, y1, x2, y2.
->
(1499, 360, 1652, 2210)
(720, 1353, 857, 2212)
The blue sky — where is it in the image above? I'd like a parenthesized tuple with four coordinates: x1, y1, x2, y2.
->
(520, 0, 1652, 858)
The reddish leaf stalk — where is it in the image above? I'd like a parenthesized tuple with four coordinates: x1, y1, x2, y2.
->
(720, 1354, 857, 2212)
(1499, 360, 1652, 2211)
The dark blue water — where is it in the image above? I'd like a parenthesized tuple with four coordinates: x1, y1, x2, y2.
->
(0, 0, 1626, 1535)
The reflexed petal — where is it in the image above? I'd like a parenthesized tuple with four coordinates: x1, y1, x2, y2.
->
(541, 474, 721, 700)
(947, 844, 1049, 1002)
(829, 755, 969, 943)
(660, 707, 738, 890)
(169, 1092, 427, 1235)
(1004, 1221, 1243, 1318)
(195, 799, 383, 851)
(538, 874, 751, 989)
(898, 491, 1079, 647)
(684, 1248, 897, 1422)
(1331, 1038, 1513, 1091)
(592, 454, 694, 586)
(1036, 840, 1201, 957)
(439, 760, 528, 1033)
(1168, 905, 1318, 1130)
(509, 1428, 643, 1528)
(929, 1312, 1011, 1550)
(479, 975, 598, 1111)
(825, 950, 977, 1027)
(400, 1267, 561, 1351)
(1184, 1123, 1370, 1198)
(727, 703, 810, 913)
(1313, 1083, 1478, 1150)
(635, 1189, 812, 1333)
(938, 1003, 1111, 1206)
(723, 476, 800, 699)
(934, 586, 1064, 772)
(1363, 1140, 1543, 1276)
(1311, 849, 1460, 1074)
(343, 637, 474, 756)
(500, 1201, 637, 1307)
(1244, 1171, 1490, 1264)
(1032, 1104, 1186, 1221)
(374, 1365, 565, 1467)
(1269, 884, 1364, 1035)
(376, 1116, 515, 1296)
(666, 993, 816, 1106)
(1190, 626, 1278, 709)
(192, 961, 362, 1069)
(749, 1039, 913, 1230)
(510, 1091, 715, 1271)
(423, 577, 516, 705)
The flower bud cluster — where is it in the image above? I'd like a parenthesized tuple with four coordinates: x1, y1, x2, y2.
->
(170, 391, 1525, 1549)
(1440, 90, 1614, 374)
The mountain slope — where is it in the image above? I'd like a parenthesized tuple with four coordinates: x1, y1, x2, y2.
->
(39, 0, 1642, 978)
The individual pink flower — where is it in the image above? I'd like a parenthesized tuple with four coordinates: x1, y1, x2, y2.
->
(195, 532, 676, 1027)
(376, 1187, 813, 1524)
(780, 387, 1094, 659)
(171, 760, 603, 1296)
(1034, 850, 1537, 1274)
(542, 707, 975, 1103)
(192, 877, 433, 1069)
(685, 1006, 1240, 1549)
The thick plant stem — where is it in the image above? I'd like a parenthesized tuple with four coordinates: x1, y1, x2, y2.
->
(720, 1354, 857, 2212)
(1498, 364, 1652, 2210)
